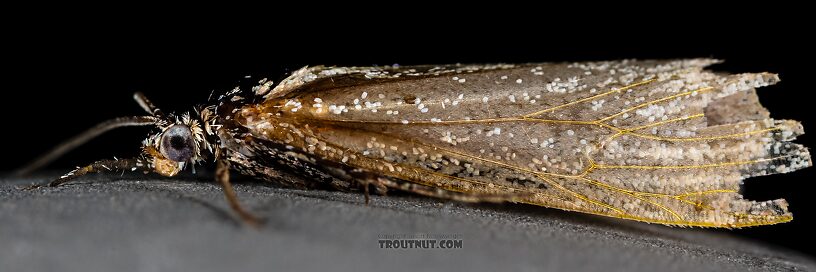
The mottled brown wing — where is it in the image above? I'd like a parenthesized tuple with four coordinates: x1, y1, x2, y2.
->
(239, 60, 811, 227)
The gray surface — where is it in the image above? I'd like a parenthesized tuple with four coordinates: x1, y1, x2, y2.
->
(1, 173, 814, 272)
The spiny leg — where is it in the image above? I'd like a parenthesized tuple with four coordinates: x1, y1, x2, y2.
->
(215, 159, 262, 227)
(21, 158, 147, 190)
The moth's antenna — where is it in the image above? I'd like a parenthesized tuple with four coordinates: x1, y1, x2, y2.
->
(133, 92, 165, 118)
(15, 116, 161, 176)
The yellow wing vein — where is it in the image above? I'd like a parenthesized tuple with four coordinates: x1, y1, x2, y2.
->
(313, 83, 766, 145)
(535, 175, 626, 215)
(292, 75, 791, 227)
(396, 137, 719, 222)
(522, 79, 657, 118)
(309, 129, 785, 227)
(594, 156, 792, 170)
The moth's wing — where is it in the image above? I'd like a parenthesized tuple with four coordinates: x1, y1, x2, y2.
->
(265, 63, 520, 99)
(244, 59, 811, 227)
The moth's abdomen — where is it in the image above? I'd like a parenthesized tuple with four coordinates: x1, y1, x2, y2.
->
(239, 60, 811, 228)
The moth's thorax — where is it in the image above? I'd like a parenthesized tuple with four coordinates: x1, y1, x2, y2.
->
(237, 101, 312, 144)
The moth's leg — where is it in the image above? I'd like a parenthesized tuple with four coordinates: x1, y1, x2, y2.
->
(348, 173, 389, 205)
(361, 179, 372, 205)
(15, 116, 159, 176)
(21, 158, 147, 190)
(377, 177, 529, 203)
(366, 179, 389, 205)
(215, 159, 262, 227)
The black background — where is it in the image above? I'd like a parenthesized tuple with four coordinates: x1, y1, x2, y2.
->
(3, 13, 814, 257)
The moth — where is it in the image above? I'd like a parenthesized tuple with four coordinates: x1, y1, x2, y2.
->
(20, 59, 811, 228)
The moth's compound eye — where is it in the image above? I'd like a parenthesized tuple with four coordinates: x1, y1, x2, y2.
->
(159, 124, 195, 162)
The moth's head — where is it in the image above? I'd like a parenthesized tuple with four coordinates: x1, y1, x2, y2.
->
(15, 93, 223, 178)
(143, 113, 212, 176)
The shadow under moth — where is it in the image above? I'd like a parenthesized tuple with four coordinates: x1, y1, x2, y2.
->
(20, 59, 811, 228)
